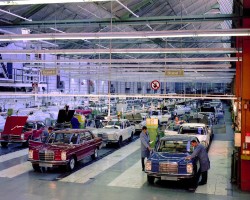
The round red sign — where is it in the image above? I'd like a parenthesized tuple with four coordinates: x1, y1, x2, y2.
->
(151, 80, 160, 90)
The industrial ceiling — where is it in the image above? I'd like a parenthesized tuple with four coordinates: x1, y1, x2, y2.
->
(0, 0, 239, 83)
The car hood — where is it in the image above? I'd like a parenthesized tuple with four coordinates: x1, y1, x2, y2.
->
(32, 143, 75, 152)
(57, 109, 75, 123)
(2, 116, 28, 135)
(149, 152, 190, 164)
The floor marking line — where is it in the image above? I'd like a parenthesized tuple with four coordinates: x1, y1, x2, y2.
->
(0, 149, 28, 163)
(60, 140, 140, 184)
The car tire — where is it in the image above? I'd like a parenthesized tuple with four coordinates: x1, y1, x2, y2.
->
(67, 156, 76, 171)
(128, 132, 134, 142)
(147, 175, 155, 184)
(91, 148, 98, 160)
(117, 136, 123, 148)
(32, 164, 40, 172)
(1, 142, 8, 148)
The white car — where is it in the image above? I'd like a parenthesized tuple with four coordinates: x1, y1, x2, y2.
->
(150, 110, 171, 125)
(178, 123, 213, 149)
(93, 119, 135, 147)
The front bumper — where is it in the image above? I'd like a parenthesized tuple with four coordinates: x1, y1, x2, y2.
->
(0, 139, 26, 143)
(28, 159, 69, 167)
(145, 171, 194, 180)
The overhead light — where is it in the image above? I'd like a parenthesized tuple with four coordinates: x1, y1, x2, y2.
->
(0, 8, 32, 21)
(0, 29, 249, 41)
(0, 92, 237, 100)
(0, 57, 241, 63)
(0, 48, 240, 55)
(0, 0, 113, 6)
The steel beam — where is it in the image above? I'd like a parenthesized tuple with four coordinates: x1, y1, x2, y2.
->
(0, 57, 241, 63)
(0, 14, 239, 28)
(0, 48, 240, 55)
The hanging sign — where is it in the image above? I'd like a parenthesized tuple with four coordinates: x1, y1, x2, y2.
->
(165, 70, 184, 76)
(151, 80, 160, 90)
(41, 69, 58, 76)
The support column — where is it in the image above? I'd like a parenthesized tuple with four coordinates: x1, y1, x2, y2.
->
(239, 15, 250, 191)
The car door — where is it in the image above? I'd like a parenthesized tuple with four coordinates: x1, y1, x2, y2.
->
(78, 132, 88, 160)
(126, 121, 133, 138)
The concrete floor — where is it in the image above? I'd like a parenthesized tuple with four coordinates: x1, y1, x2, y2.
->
(0, 104, 250, 200)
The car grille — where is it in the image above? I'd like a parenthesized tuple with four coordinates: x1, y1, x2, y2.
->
(159, 162, 178, 174)
(39, 151, 54, 161)
(9, 135, 21, 140)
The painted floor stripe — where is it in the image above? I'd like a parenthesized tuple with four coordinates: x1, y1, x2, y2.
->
(195, 141, 232, 196)
(0, 149, 28, 163)
(108, 160, 147, 188)
(60, 139, 140, 184)
(0, 161, 32, 178)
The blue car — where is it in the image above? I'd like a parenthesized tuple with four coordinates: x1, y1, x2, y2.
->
(145, 135, 199, 185)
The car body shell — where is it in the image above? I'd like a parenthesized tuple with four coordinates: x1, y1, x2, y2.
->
(28, 129, 102, 168)
(0, 116, 45, 144)
(145, 135, 199, 181)
(92, 119, 135, 144)
(178, 123, 212, 148)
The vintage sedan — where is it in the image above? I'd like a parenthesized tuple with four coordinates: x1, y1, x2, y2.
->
(0, 116, 46, 147)
(28, 129, 102, 171)
(178, 123, 213, 149)
(93, 119, 135, 147)
(145, 135, 199, 185)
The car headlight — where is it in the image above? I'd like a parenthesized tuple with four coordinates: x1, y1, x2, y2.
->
(28, 150, 33, 159)
(186, 163, 193, 174)
(21, 134, 24, 140)
(114, 133, 119, 140)
(61, 151, 67, 161)
(145, 161, 152, 171)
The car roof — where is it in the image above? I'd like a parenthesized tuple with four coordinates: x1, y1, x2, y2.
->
(161, 134, 198, 142)
(180, 123, 206, 127)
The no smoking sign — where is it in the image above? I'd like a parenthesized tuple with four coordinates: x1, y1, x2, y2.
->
(151, 80, 160, 90)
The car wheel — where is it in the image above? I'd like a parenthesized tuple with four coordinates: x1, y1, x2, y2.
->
(32, 164, 40, 172)
(91, 148, 98, 160)
(1, 142, 8, 148)
(147, 175, 155, 184)
(117, 136, 123, 148)
(128, 132, 134, 142)
(67, 157, 76, 171)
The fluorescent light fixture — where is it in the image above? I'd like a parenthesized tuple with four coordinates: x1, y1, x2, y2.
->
(0, 57, 241, 63)
(0, 29, 249, 41)
(0, 0, 114, 6)
(0, 48, 240, 55)
(24, 64, 232, 69)
(0, 8, 32, 21)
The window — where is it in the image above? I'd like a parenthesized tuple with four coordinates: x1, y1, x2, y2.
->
(37, 122, 45, 129)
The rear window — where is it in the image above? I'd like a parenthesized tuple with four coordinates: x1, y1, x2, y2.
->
(179, 127, 205, 135)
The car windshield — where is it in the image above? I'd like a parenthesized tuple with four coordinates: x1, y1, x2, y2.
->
(179, 127, 205, 135)
(158, 140, 193, 153)
(107, 121, 122, 128)
(47, 132, 78, 144)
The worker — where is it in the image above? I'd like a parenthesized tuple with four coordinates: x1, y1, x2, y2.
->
(71, 114, 80, 129)
(41, 127, 53, 143)
(140, 126, 152, 171)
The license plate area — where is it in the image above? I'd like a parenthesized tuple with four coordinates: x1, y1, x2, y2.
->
(161, 176, 178, 181)
(39, 163, 53, 168)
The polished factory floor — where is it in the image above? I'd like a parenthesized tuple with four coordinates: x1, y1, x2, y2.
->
(0, 105, 250, 200)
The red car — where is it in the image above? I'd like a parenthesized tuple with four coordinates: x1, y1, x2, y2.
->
(28, 129, 102, 171)
(0, 116, 46, 147)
